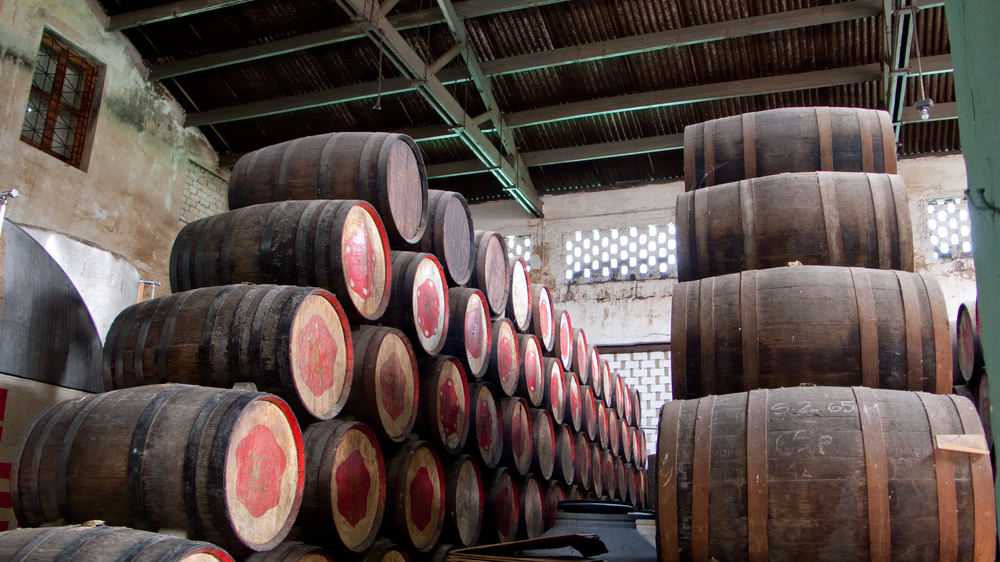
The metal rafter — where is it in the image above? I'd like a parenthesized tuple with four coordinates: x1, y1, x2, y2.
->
(106, 0, 255, 31)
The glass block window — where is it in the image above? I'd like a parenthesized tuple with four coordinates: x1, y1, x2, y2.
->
(565, 224, 677, 283)
(506, 234, 537, 272)
(603, 350, 672, 460)
(21, 31, 100, 168)
(927, 198, 973, 259)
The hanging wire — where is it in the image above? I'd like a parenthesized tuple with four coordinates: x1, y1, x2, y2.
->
(910, 5, 928, 103)
(371, 0, 384, 110)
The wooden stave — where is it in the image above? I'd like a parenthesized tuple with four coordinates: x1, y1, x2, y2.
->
(683, 107, 897, 191)
(506, 257, 532, 332)
(416, 356, 471, 455)
(441, 454, 485, 548)
(228, 132, 429, 246)
(407, 190, 475, 286)
(298, 419, 386, 552)
(656, 387, 996, 562)
(500, 397, 534, 476)
(485, 318, 520, 397)
(529, 284, 555, 352)
(344, 326, 420, 443)
(675, 172, 914, 282)
(464, 382, 504, 469)
(516, 473, 546, 540)
(102, 284, 354, 421)
(169, 200, 392, 323)
(483, 467, 520, 544)
(528, 408, 556, 481)
(383, 440, 447, 553)
(470, 231, 511, 317)
(671, 266, 953, 399)
(243, 541, 336, 561)
(441, 287, 491, 379)
(0, 525, 235, 562)
(379, 251, 450, 357)
(10, 385, 305, 554)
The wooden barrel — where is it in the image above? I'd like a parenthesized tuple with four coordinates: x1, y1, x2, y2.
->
(613, 375, 628, 422)
(418, 544, 454, 562)
(597, 401, 610, 449)
(573, 431, 592, 490)
(228, 132, 428, 246)
(600, 360, 613, 405)
(675, 172, 914, 282)
(541, 357, 566, 425)
(623, 462, 637, 506)
(486, 318, 520, 397)
(614, 457, 628, 502)
(470, 231, 511, 316)
(515, 334, 544, 407)
(543, 480, 565, 530)
(977, 371, 993, 452)
(583, 385, 599, 442)
(103, 284, 353, 421)
(552, 309, 574, 371)
(170, 200, 391, 323)
(958, 301, 983, 385)
(298, 420, 385, 552)
(506, 257, 532, 332)
(588, 346, 602, 393)
(380, 251, 449, 356)
(529, 408, 556, 480)
(553, 423, 575, 485)
(671, 266, 953, 399)
(517, 473, 546, 540)
(417, 356, 471, 455)
(590, 443, 604, 497)
(442, 288, 491, 379)
(683, 107, 897, 191)
(442, 454, 484, 547)
(244, 542, 335, 561)
(407, 190, 475, 286)
(564, 371, 583, 433)
(607, 409, 621, 457)
(573, 329, 590, 384)
(500, 397, 533, 476)
(357, 541, 412, 562)
(384, 440, 446, 553)
(529, 284, 555, 352)
(0, 525, 234, 562)
(484, 467, 520, 544)
(630, 427, 643, 468)
(619, 418, 632, 463)
(602, 450, 617, 501)
(11, 385, 304, 553)
(637, 467, 647, 509)
(566, 485, 584, 501)
(345, 326, 419, 443)
(465, 382, 504, 468)
(636, 430, 647, 469)
(656, 387, 996, 562)
(630, 387, 642, 431)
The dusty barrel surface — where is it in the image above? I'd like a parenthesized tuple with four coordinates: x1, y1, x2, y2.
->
(471, 230, 511, 316)
(298, 419, 385, 552)
(676, 172, 914, 282)
(487, 318, 520, 397)
(442, 287, 491, 379)
(517, 473, 546, 540)
(344, 326, 419, 443)
(407, 190, 474, 286)
(656, 387, 996, 562)
(243, 541, 336, 561)
(416, 356, 471, 455)
(957, 301, 983, 385)
(552, 309, 574, 371)
(384, 440, 446, 553)
(501, 397, 534, 476)
(684, 107, 897, 191)
(0, 525, 235, 562)
(228, 132, 428, 246)
(380, 251, 449, 356)
(515, 334, 544, 407)
(442, 454, 484, 547)
(170, 200, 391, 323)
(483, 467, 520, 544)
(465, 382, 503, 468)
(506, 257, 532, 332)
(103, 284, 352, 421)
(11, 385, 304, 553)
(529, 408, 556, 480)
(530, 284, 555, 352)
(672, 266, 953, 399)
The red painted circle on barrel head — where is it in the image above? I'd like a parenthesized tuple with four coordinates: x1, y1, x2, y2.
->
(538, 289, 552, 343)
(525, 345, 540, 394)
(336, 448, 372, 527)
(416, 277, 442, 339)
(496, 481, 515, 539)
(346, 224, 377, 300)
(512, 407, 527, 458)
(498, 333, 516, 389)
(569, 377, 580, 419)
(235, 424, 287, 518)
(298, 315, 338, 397)
(559, 313, 572, 366)
(379, 352, 407, 421)
(409, 466, 434, 532)
(439, 376, 461, 441)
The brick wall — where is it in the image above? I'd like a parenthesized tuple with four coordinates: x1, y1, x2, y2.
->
(179, 159, 229, 223)
(602, 350, 672, 461)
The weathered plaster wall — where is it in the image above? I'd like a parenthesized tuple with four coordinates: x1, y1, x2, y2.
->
(0, 0, 222, 310)
(471, 153, 976, 346)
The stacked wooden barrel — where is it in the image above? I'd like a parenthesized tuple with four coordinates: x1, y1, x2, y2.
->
(6, 130, 647, 561)
(956, 300, 993, 456)
(659, 107, 994, 561)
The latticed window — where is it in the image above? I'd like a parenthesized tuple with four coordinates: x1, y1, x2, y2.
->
(506, 234, 537, 272)
(927, 198, 973, 259)
(565, 225, 678, 283)
(21, 31, 99, 168)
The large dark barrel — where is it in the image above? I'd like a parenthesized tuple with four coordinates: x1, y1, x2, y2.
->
(442, 288, 491, 379)
(957, 301, 983, 385)
(656, 387, 995, 562)
(672, 266, 953, 399)
(344, 326, 419, 443)
(244, 542, 335, 561)
(486, 318, 520, 397)
(103, 285, 353, 421)
(676, 172, 914, 282)
(228, 132, 428, 246)
(11, 385, 304, 553)
(407, 190, 474, 286)
(683, 107, 897, 191)
(380, 252, 449, 356)
(170, 200, 391, 322)
(442, 454, 484, 548)
(470, 231, 510, 316)
(384, 440, 446, 553)
(416, 356, 471, 455)
(465, 382, 503, 468)
(298, 420, 385, 552)
(0, 525, 234, 561)
(506, 257, 532, 332)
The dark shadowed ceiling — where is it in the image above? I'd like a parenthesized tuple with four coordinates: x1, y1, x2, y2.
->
(95, 0, 954, 215)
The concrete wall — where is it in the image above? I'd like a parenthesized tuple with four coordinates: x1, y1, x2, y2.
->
(0, 0, 223, 336)
(471, 153, 976, 346)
